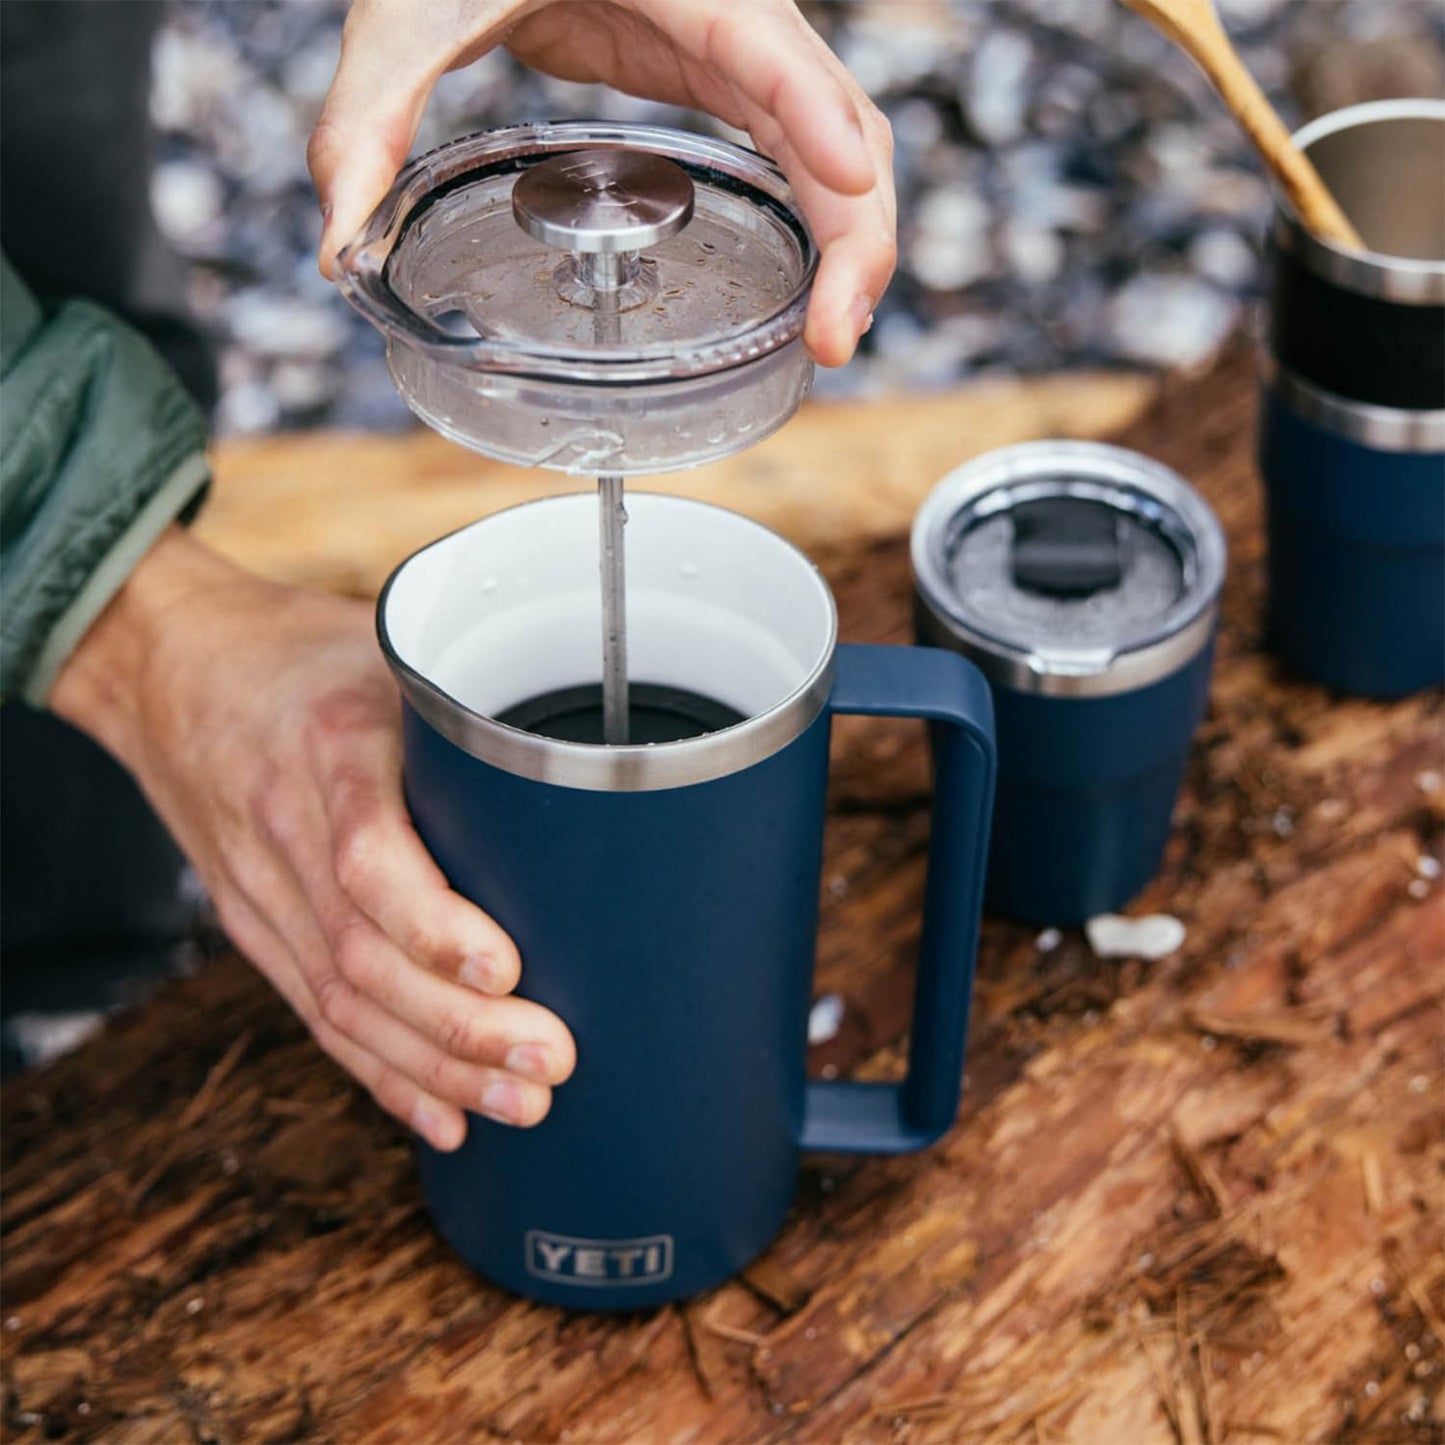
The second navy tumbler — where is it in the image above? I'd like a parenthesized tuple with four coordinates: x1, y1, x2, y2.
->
(913, 441, 1226, 926)
(1260, 98, 1445, 698)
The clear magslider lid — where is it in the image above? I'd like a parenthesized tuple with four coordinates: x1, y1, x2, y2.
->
(337, 122, 819, 475)
(912, 442, 1227, 697)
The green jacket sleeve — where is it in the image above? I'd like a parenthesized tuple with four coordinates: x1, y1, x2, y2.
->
(1, 254, 211, 705)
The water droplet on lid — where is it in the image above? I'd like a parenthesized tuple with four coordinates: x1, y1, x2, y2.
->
(678, 561, 700, 579)
(481, 577, 499, 595)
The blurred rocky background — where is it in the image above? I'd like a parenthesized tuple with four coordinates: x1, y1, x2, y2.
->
(148, 0, 1445, 434)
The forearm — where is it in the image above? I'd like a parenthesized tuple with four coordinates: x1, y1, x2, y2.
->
(49, 526, 249, 769)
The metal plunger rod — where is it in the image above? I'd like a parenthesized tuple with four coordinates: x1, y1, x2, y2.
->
(597, 472, 629, 746)
(511, 152, 698, 747)
(590, 252, 630, 745)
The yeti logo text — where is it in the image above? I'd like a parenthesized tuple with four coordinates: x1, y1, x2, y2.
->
(525, 1231, 674, 1285)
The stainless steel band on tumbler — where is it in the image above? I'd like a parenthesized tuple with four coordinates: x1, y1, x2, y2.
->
(1267, 99, 1445, 418)
(1260, 352, 1445, 454)
(1273, 99, 1445, 308)
(1264, 99, 1445, 451)
(911, 441, 1226, 700)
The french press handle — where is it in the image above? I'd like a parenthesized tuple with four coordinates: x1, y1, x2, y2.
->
(799, 644, 996, 1153)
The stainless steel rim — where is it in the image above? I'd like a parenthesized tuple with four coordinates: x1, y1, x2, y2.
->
(377, 498, 839, 792)
(910, 441, 1226, 698)
(915, 592, 1218, 697)
(1261, 352, 1445, 453)
(1274, 99, 1445, 307)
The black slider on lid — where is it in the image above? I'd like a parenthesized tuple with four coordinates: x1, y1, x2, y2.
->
(1010, 498, 1124, 599)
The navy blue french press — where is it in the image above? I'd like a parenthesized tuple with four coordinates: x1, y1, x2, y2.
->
(380, 494, 997, 1308)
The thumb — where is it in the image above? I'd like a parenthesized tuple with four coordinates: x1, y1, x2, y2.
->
(307, 5, 440, 278)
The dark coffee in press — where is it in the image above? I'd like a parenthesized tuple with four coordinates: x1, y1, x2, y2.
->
(496, 683, 745, 745)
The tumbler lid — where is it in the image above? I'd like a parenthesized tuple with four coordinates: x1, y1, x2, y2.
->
(336, 123, 818, 471)
(912, 441, 1226, 697)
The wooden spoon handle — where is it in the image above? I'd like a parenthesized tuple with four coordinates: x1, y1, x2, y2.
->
(1195, 37, 1366, 251)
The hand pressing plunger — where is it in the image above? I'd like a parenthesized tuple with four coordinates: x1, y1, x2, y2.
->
(512, 151, 698, 745)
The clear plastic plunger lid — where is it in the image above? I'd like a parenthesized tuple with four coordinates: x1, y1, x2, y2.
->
(338, 123, 819, 475)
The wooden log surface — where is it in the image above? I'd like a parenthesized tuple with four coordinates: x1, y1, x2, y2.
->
(4, 347, 1443, 1445)
(191, 371, 1153, 592)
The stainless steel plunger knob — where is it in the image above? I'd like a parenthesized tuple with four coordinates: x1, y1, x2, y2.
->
(514, 150, 696, 311)
(513, 149, 696, 254)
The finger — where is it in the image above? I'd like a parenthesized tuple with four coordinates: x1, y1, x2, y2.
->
(309, 46, 430, 277)
(213, 883, 471, 1151)
(325, 913, 577, 1086)
(253, 764, 573, 1080)
(303, 696, 523, 992)
(761, 140, 895, 366)
(309, 0, 529, 276)
(253, 763, 567, 1075)
(308, 968, 556, 1128)
(222, 852, 557, 1127)
(638, 0, 873, 197)
(805, 228, 891, 367)
(328, 767, 522, 993)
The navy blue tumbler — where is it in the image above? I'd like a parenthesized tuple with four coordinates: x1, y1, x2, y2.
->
(379, 494, 996, 1309)
(1260, 99, 1445, 697)
(912, 442, 1226, 927)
